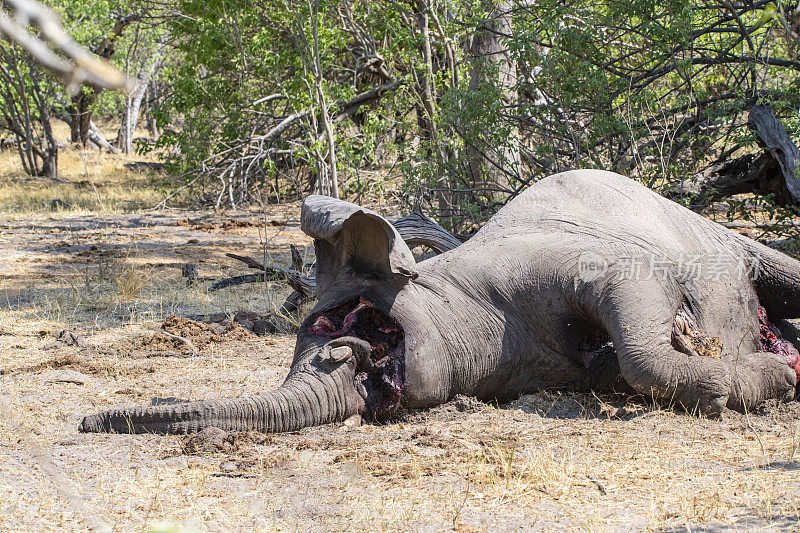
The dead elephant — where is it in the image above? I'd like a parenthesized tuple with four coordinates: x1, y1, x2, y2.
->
(80, 170, 800, 434)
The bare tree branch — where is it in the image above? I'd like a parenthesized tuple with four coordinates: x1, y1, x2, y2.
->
(0, 0, 130, 92)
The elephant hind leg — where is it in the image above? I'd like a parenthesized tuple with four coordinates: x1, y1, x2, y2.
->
(589, 278, 732, 416)
(666, 296, 796, 411)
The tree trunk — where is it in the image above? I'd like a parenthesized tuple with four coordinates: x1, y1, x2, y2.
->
(676, 152, 789, 207)
(69, 14, 141, 146)
(0, 45, 58, 177)
(676, 105, 800, 207)
(117, 46, 163, 154)
(145, 80, 160, 137)
(311, 0, 338, 198)
(464, 1, 518, 193)
(68, 104, 80, 142)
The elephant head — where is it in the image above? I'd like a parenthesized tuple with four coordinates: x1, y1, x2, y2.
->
(79, 196, 440, 434)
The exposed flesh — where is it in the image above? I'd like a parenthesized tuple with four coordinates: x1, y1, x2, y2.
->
(309, 297, 405, 418)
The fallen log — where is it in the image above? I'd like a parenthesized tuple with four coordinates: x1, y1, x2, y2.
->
(676, 104, 800, 208)
(87, 120, 119, 154)
(209, 271, 317, 293)
(675, 152, 789, 207)
(225, 253, 266, 271)
(748, 104, 800, 203)
(212, 255, 316, 294)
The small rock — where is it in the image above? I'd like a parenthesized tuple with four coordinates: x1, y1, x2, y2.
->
(343, 414, 362, 428)
(181, 263, 198, 286)
(54, 330, 87, 348)
(50, 199, 71, 210)
(209, 323, 227, 334)
(233, 310, 260, 324)
(252, 319, 276, 336)
(44, 369, 90, 385)
(220, 460, 238, 473)
(237, 318, 255, 331)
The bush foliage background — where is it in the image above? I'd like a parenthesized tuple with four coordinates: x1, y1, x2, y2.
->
(1, 0, 799, 234)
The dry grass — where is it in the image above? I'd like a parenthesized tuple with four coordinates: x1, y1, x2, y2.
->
(5, 362, 798, 532)
(0, 121, 190, 214)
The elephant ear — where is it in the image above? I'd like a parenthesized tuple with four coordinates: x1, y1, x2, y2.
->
(301, 195, 417, 294)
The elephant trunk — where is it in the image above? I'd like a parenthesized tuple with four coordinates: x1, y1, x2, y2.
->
(79, 366, 359, 434)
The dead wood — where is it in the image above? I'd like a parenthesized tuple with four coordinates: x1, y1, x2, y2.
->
(290, 244, 304, 272)
(279, 245, 312, 314)
(209, 267, 316, 294)
(158, 329, 197, 354)
(225, 253, 266, 271)
(87, 121, 119, 153)
(676, 152, 789, 207)
(748, 104, 800, 203)
(677, 104, 800, 207)
(209, 273, 268, 292)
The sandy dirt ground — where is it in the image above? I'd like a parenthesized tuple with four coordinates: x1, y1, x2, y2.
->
(2, 207, 800, 532)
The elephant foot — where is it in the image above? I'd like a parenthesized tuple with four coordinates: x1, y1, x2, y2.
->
(622, 349, 730, 418)
(727, 352, 797, 412)
(671, 304, 799, 412)
(677, 356, 731, 417)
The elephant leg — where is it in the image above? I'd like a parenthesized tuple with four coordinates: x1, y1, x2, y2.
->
(588, 278, 731, 416)
(725, 351, 796, 412)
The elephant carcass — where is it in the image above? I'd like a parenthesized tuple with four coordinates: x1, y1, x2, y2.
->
(80, 170, 800, 434)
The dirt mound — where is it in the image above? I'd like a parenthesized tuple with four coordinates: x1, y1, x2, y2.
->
(126, 315, 256, 355)
(162, 315, 223, 342)
(180, 427, 238, 455)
